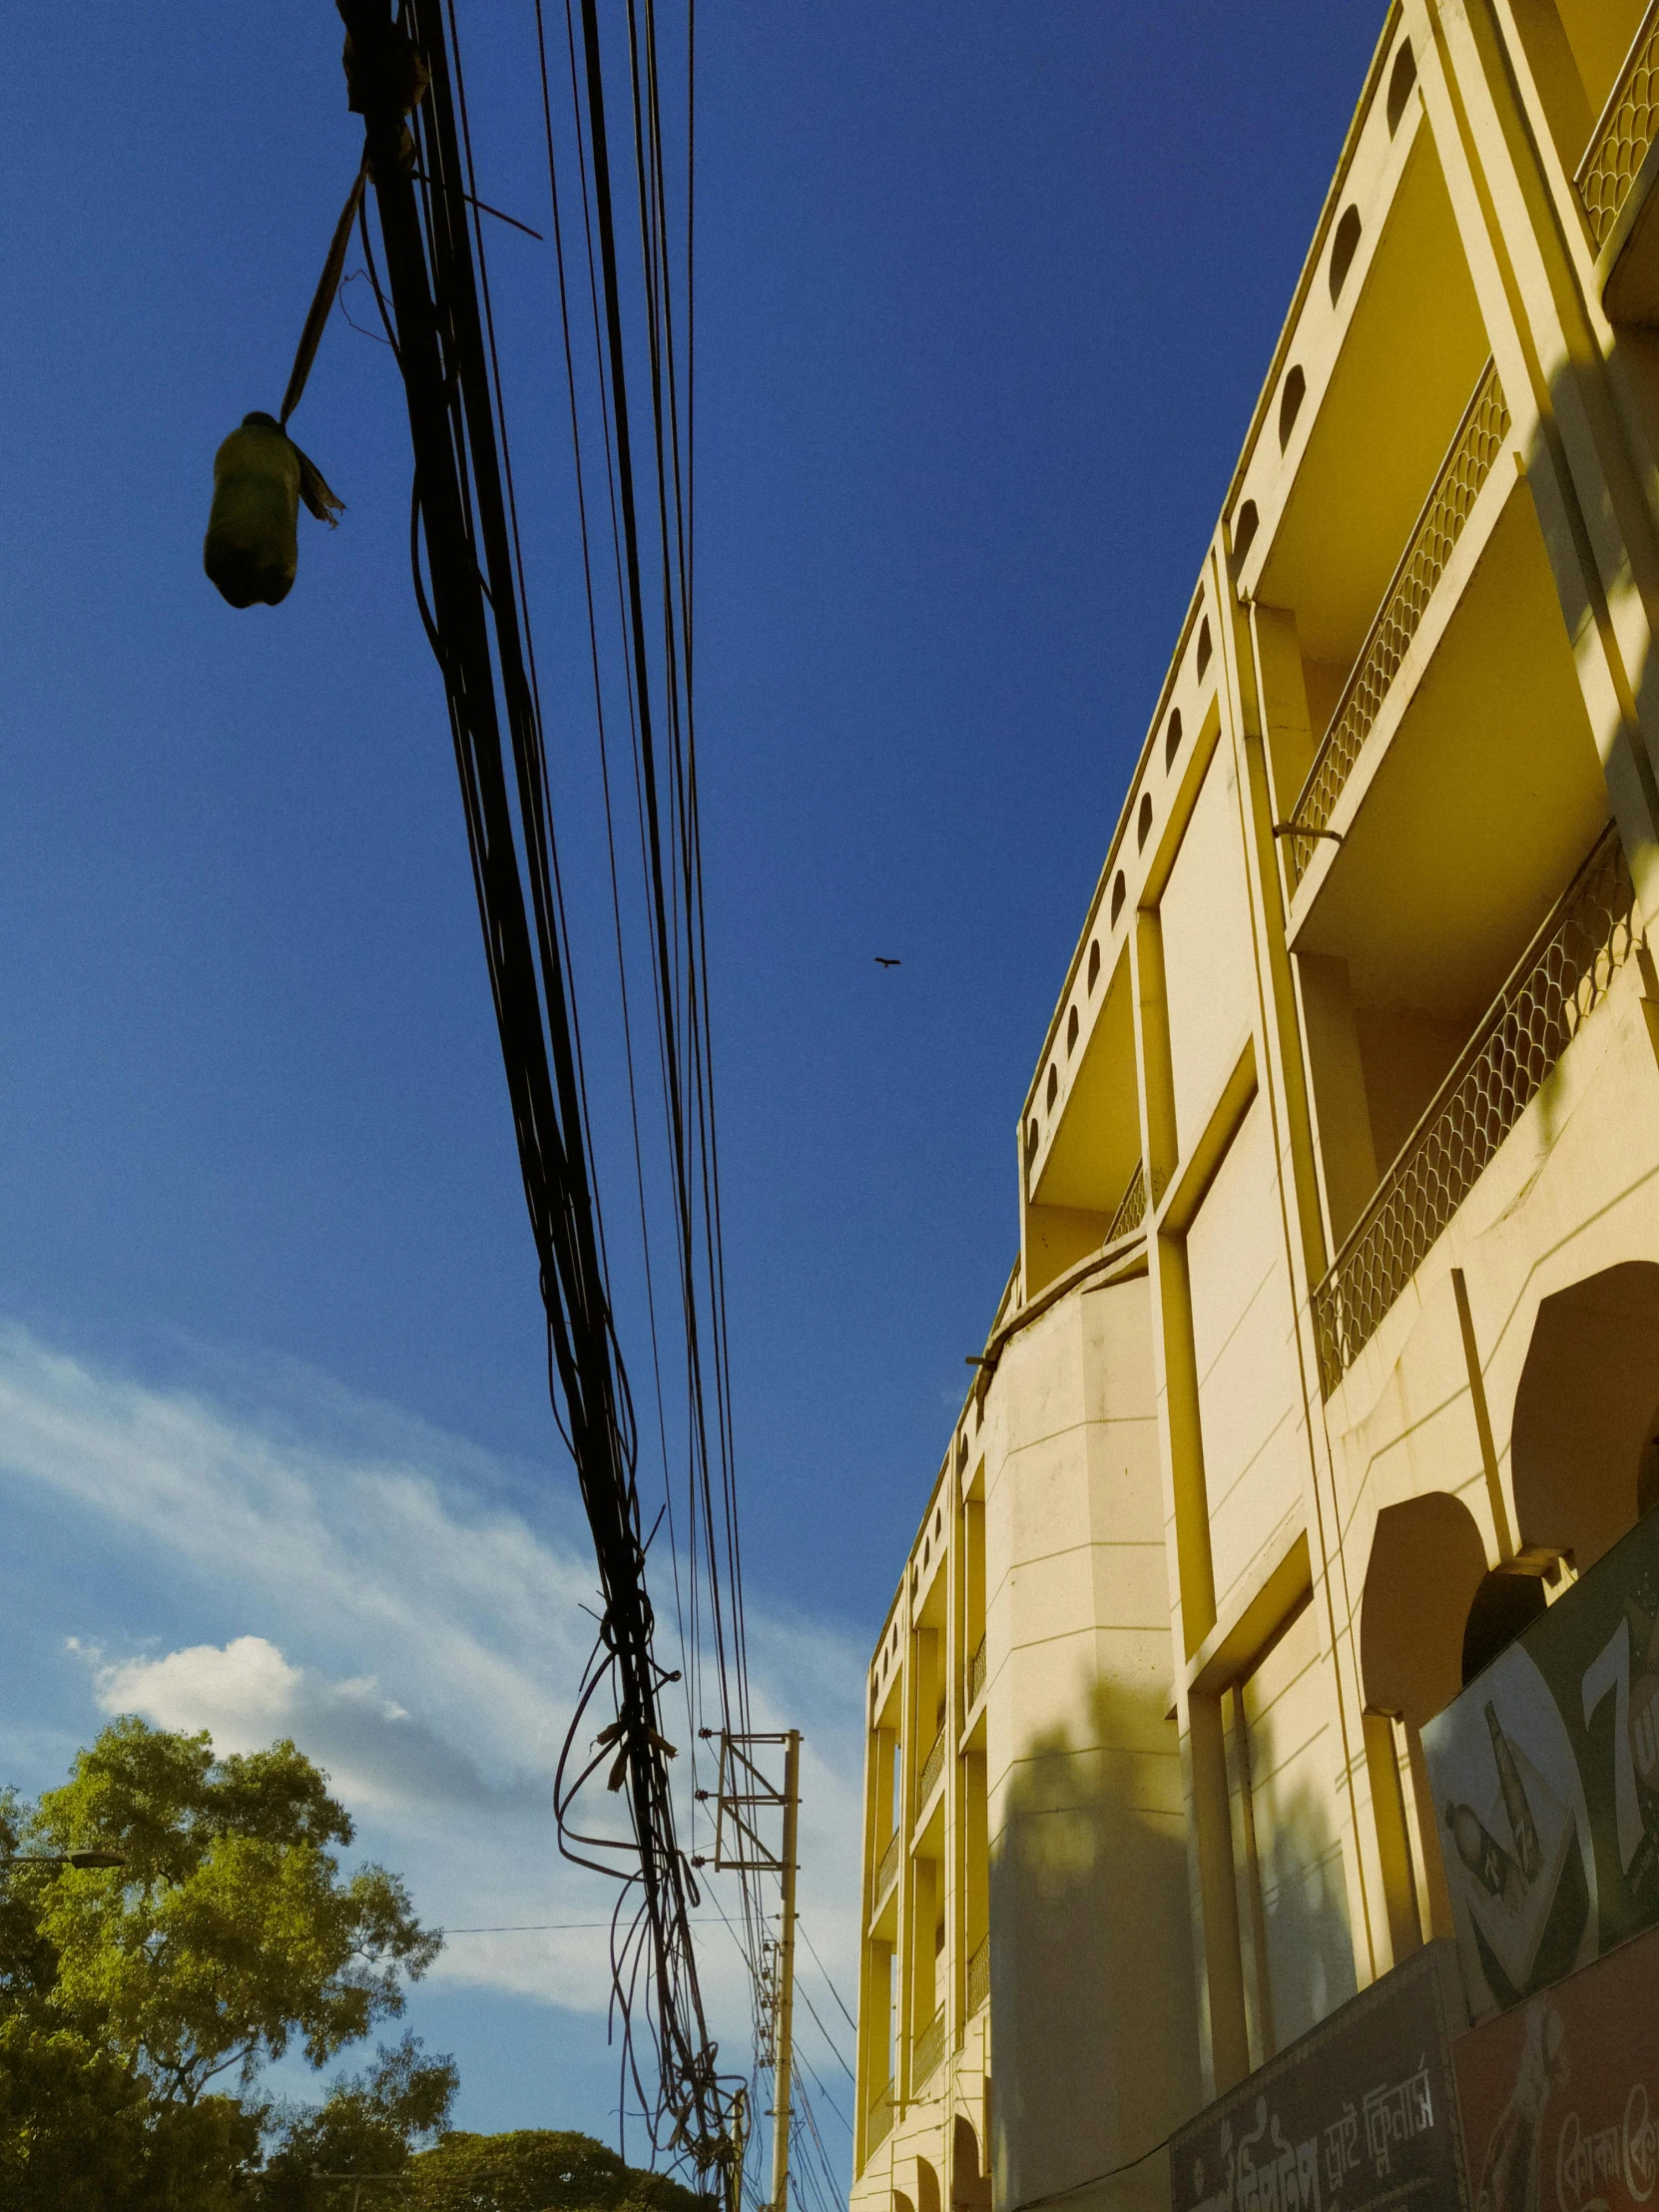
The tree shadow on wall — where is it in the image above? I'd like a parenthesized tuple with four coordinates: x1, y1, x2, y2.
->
(988, 1675, 1201, 2212)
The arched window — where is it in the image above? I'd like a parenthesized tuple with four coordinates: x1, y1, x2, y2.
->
(1386, 41, 1416, 136)
(1110, 870, 1126, 924)
(1066, 1006, 1079, 1055)
(1045, 1064, 1058, 1109)
(1165, 709, 1182, 771)
(1278, 365, 1306, 452)
(1330, 205, 1362, 303)
(1196, 616, 1215, 677)
(1086, 939, 1100, 991)
(1461, 1569, 1546, 1687)
(1024, 1118, 1038, 1168)
(1137, 792, 1153, 849)
(1232, 503, 1259, 566)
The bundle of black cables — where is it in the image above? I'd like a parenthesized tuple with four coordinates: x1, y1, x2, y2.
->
(334, 1, 744, 2195)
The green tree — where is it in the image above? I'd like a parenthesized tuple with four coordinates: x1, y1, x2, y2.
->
(0, 1784, 153, 2209)
(258, 2031, 459, 2209)
(29, 1716, 440, 2107)
(0, 1719, 444, 2207)
(406, 2128, 717, 2212)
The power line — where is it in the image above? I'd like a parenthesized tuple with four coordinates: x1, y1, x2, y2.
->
(332, 0, 745, 2194)
(796, 1916, 858, 2038)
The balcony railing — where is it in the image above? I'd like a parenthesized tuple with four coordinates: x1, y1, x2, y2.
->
(1105, 1156, 1147, 1244)
(1312, 826, 1639, 1394)
(1285, 360, 1510, 893)
(1576, 0, 1659, 252)
(967, 1935, 990, 2016)
(967, 1634, 987, 1710)
(913, 2008, 945, 2087)
(918, 1725, 946, 1809)
(867, 2085, 894, 2155)
(874, 1829, 900, 1910)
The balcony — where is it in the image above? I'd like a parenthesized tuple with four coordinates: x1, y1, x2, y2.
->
(1285, 359, 1510, 893)
(966, 1634, 986, 1712)
(917, 1724, 946, 1812)
(913, 2008, 945, 2088)
(967, 1935, 989, 2017)
(1312, 826, 1639, 1392)
(872, 1829, 900, 1916)
(1577, 0, 1659, 253)
(867, 2085, 893, 2155)
(1104, 1156, 1147, 1245)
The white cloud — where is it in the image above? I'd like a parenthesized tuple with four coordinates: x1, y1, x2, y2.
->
(0, 1323, 865, 2061)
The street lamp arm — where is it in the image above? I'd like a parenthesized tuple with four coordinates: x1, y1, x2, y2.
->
(0, 1852, 126, 1870)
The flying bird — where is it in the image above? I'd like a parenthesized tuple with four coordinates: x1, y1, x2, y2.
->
(874, 956, 902, 968)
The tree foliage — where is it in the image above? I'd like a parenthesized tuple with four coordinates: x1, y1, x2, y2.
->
(30, 1716, 439, 2105)
(406, 2129, 718, 2212)
(0, 1720, 446, 2207)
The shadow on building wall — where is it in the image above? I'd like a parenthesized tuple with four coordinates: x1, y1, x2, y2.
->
(989, 1674, 1200, 2212)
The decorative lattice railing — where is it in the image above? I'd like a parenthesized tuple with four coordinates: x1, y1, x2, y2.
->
(1313, 826, 1640, 1395)
(967, 1634, 986, 1710)
(1577, 0, 1659, 251)
(913, 2009, 945, 2087)
(1105, 1156, 1147, 1244)
(918, 1724, 946, 1809)
(874, 1828, 900, 1909)
(1285, 361, 1509, 893)
(867, 2086, 893, 2154)
(967, 1936, 990, 2016)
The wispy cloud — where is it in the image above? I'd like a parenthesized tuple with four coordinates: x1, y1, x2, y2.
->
(0, 1323, 865, 2051)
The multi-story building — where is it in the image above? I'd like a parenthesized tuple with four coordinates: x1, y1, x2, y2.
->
(850, 4, 1659, 2208)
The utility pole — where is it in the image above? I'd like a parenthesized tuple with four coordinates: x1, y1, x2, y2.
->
(699, 1729, 803, 2212)
(770, 1729, 801, 2212)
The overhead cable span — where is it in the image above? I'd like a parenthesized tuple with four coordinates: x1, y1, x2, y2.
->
(334, 0, 751, 2194)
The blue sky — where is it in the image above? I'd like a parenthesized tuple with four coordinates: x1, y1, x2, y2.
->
(0, 0, 1382, 2173)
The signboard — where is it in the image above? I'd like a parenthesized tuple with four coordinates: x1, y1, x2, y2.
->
(1421, 1509, 1659, 2024)
(1452, 1920, 1659, 2212)
(1169, 1940, 1468, 2212)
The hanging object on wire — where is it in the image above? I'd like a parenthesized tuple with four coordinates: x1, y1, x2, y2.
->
(202, 157, 367, 606)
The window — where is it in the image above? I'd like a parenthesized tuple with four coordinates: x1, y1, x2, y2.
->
(1278, 365, 1306, 452)
(1386, 41, 1416, 137)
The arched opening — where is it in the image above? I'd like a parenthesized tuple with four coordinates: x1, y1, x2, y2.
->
(915, 2155, 942, 2212)
(951, 2115, 991, 2212)
(1109, 870, 1125, 924)
(1065, 1005, 1079, 1055)
(1278, 364, 1306, 452)
(1024, 1118, 1038, 1169)
(1330, 205, 1362, 302)
(1086, 939, 1100, 992)
(1044, 1064, 1058, 1110)
(1136, 792, 1153, 849)
(1233, 502, 1259, 566)
(1510, 1261, 1659, 1572)
(1461, 1566, 1546, 1687)
(1165, 708, 1182, 772)
(1196, 614, 1215, 677)
(1386, 41, 1416, 136)
(1362, 1492, 1489, 1727)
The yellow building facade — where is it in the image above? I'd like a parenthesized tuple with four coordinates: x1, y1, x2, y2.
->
(851, 4, 1659, 2208)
